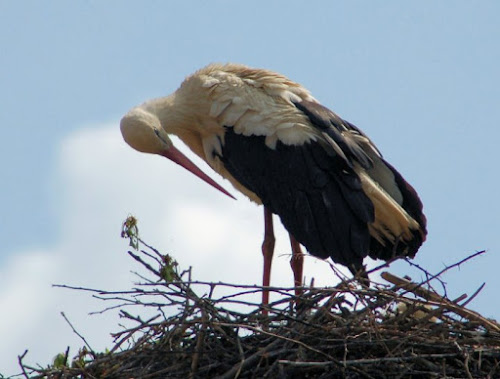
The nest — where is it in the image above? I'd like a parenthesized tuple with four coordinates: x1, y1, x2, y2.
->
(17, 218, 500, 378)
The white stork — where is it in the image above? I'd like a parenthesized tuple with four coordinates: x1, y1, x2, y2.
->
(120, 63, 427, 307)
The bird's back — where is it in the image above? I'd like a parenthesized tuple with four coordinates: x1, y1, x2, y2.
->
(176, 64, 427, 272)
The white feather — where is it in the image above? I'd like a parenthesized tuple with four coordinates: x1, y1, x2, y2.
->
(209, 100, 231, 118)
(202, 134, 223, 165)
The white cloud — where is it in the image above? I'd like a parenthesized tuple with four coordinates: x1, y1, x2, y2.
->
(0, 123, 343, 377)
(0, 250, 59, 334)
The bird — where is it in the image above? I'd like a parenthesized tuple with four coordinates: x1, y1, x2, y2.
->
(120, 63, 427, 308)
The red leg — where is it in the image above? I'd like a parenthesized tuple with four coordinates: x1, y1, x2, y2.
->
(289, 234, 304, 297)
(261, 207, 275, 312)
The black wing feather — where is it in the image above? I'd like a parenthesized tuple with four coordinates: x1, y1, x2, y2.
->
(294, 99, 427, 262)
(294, 100, 373, 169)
(220, 99, 426, 271)
(220, 127, 374, 269)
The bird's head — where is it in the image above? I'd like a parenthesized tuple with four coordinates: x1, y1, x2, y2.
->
(120, 107, 172, 155)
(120, 106, 235, 199)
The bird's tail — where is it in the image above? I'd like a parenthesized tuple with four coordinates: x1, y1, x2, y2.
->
(357, 162, 427, 262)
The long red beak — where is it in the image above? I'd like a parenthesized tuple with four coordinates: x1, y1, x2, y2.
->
(162, 145, 236, 200)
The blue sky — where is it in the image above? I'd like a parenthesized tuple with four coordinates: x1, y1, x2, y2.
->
(1, 1, 499, 376)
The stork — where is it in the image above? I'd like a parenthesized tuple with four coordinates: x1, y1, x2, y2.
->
(120, 63, 427, 307)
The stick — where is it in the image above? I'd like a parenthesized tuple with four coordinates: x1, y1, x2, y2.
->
(381, 272, 500, 332)
(61, 312, 95, 352)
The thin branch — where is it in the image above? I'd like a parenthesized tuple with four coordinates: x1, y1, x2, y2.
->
(460, 282, 486, 308)
(17, 350, 30, 379)
(61, 312, 94, 352)
(381, 272, 500, 332)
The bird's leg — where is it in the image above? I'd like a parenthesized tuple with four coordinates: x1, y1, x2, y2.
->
(289, 234, 304, 297)
(261, 207, 275, 313)
(349, 264, 370, 287)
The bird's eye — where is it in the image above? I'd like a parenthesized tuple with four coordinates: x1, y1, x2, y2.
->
(153, 128, 170, 145)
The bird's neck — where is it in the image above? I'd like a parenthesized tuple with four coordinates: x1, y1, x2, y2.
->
(141, 95, 191, 136)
